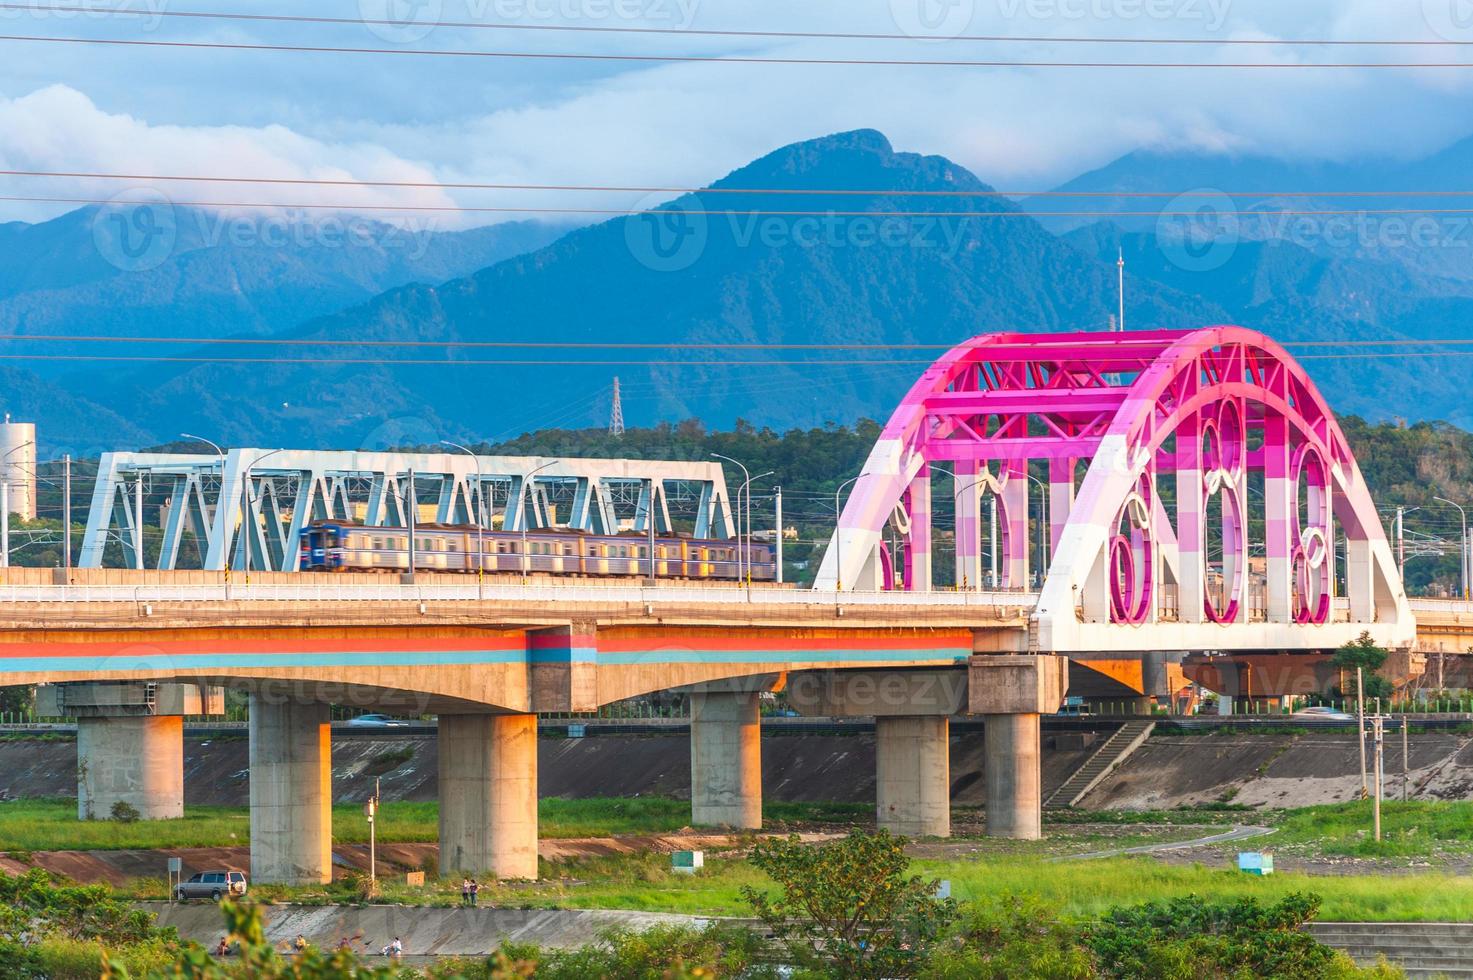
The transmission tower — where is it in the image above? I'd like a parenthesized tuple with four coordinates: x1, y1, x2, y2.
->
(609, 376, 625, 436)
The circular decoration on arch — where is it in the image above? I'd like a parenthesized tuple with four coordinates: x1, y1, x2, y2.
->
(1292, 443, 1333, 624)
(1109, 472, 1156, 625)
(1202, 399, 1247, 624)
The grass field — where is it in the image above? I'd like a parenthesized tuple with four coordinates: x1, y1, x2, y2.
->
(9, 795, 1473, 921)
(123, 850, 1473, 923)
(0, 797, 872, 852)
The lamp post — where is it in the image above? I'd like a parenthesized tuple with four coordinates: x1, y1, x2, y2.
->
(519, 460, 559, 584)
(240, 448, 288, 584)
(1434, 496, 1468, 600)
(832, 474, 861, 592)
(0, 439, 33, 569)
(744, 472, 774, 592)
(710, 453, 752, 585)
(441, 441, 487, 598)
(182, 433, 228, 590)
(1025, 472, 1050, 588)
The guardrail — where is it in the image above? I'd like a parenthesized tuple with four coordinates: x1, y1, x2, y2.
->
(0, 582, 1039, 606)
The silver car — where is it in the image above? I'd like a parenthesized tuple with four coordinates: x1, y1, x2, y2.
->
(175, 870, 248, 901)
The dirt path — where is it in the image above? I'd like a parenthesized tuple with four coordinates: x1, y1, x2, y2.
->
(1063, 824, 1277, 861)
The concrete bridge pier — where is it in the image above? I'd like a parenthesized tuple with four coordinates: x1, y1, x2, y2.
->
(249, 697, 332, 885)
(438, 713, 539, 880)
(689, 689, 763, 829)
(875, 714, 950, 837)
(970, 655, 1068, 840)
(35, 681, 222, 821)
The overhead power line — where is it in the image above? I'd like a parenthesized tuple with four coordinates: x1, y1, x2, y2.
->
(7, 33, 1473, 68)
(0, 350, 1468, 367)
(13, 193, 1473, 219)
(3, 4, 1470, 47)
(10, 168, 1473, 200)
(1, 334, 1473, 352)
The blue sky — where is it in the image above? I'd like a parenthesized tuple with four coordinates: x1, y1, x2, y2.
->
(4, 0, 1473, 228)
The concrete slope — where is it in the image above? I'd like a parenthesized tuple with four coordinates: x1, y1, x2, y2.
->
(143, 902, 701, 956)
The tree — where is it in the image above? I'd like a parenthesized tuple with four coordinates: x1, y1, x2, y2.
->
(1331, 632, 1394, 701)
(741, 830, 956, 979)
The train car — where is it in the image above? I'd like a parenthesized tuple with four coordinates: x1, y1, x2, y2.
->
(298, 521, 776, 582)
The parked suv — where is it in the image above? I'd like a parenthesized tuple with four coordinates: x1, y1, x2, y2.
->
(174, 871, 247, 901)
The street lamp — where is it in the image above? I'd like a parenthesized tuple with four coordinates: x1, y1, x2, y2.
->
(0, 439, 33, 569)
(744, 471, 774, 590)
(832, 474, 861, 592)
(182, 433, 229, 589)
(518, 460, 559, 584)
(240, 448, 288, 584)
(1434, 496, 1468, 600)
(710, 454, 752, 585)
(441, 441, 487, 597)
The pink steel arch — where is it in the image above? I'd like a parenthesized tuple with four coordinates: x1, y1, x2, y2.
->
(814, 326, 1414, 653)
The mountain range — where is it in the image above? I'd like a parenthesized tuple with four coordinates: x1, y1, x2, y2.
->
(3, 129, 1473, 453)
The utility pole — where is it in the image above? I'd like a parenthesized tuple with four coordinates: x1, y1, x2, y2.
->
(774, 486, 783, 585)
(406, 469, 416, 583)
(1403, 720, 1410, 802)
(62, 454, 71, 575)
(1372, 714, 1384, 842)
(988, 496, 998, 588)
(1395, 507, 1405, 580)
(1357, 667, 1368, 799)
(646, 478, 656, 586)
(365, 777, 380, 892)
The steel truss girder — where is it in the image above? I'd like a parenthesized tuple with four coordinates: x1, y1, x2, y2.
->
(81, 450, 735, 572)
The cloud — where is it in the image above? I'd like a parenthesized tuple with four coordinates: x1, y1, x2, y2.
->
(5, 0, 1473, 227)
(0, 85, 461, 225)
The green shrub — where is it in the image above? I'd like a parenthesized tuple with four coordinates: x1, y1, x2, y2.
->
(110, 801, 142, 824)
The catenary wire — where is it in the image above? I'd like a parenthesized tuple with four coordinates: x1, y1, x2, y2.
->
(3, 4, 1471, 47)
(9, 33, 1473, 68)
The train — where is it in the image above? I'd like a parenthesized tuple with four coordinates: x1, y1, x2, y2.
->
(298, 520, 778, 581)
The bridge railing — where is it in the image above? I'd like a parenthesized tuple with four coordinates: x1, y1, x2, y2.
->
(0, 582, 1043, 606)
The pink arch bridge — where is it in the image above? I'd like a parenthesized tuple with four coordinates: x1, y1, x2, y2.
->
(815, 326, 1415, 654)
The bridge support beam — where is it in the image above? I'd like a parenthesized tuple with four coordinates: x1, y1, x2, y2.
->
(438, 713, 539, 880)
(982, 713, 1042, 839)
(249, 698, 332, 885)
(35, 681, 222, 822)
(77, 715, 184, 821)
(876, 715, 950, 837)
(689, 690, 762, 829)
(970, 655, 1068, 840)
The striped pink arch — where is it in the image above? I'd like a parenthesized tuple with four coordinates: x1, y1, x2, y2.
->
(815, 326, 1413, 651)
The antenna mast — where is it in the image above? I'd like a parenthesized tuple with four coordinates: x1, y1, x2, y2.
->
(609, 377, 625, 436)
(1116, 247, 1126, 331)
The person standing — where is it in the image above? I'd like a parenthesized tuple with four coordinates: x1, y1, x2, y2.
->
(460, 877, 470, 906)
(469, 877, 479, 907)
